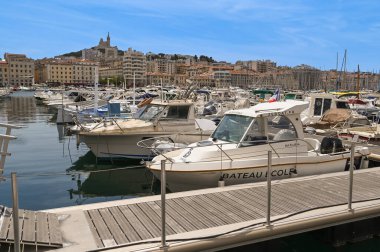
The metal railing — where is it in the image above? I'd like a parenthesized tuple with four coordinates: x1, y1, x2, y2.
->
(157, 145, 358, 249)
(0, 123, 21, 177)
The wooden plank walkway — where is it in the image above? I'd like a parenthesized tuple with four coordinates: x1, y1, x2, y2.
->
(80, 168, 380, 250)
(0, 208, 62, 249)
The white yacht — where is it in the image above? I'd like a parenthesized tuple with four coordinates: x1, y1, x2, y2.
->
(146, 100, 369, 192)
(79, 100, 214, 160)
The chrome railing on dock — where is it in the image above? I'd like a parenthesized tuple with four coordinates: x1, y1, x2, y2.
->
(0, 123, 22, 177)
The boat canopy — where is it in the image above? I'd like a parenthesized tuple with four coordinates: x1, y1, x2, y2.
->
(225, 100, 309, 118)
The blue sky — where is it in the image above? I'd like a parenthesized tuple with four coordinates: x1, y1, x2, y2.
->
(1, 0, 380, 71)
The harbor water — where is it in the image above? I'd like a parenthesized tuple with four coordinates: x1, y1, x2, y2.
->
(1, 91, 380, 251)
(0, 91, 159, 211)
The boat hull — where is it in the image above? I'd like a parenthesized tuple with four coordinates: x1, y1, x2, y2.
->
(79, 132, 210, 160)
(149, 154, 351, 192)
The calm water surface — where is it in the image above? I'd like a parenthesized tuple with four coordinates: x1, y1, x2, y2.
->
(0, 91, 157, 210)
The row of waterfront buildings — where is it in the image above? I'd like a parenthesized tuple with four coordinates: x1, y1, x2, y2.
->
(1, 33, 380, 90)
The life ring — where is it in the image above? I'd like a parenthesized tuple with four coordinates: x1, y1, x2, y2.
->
(137, 97, 153, 108)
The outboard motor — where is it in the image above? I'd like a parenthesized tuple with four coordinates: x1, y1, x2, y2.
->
(203, 104, 217, 115)
(74, 94, 86, 102)
(320, 137, 344, 154)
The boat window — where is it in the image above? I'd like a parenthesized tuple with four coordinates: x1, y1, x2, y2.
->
(241, 118, 267, 146)
(336, 101, 349, 109)
(163, 105, 190, 119)
(211, 114, 252, 142)
(268, 116, 297, 141)
(138, 104, 165, 120)
(314, 98, 332, 116)
(314, 98, 323, 116)
(323, 99, 332, 114)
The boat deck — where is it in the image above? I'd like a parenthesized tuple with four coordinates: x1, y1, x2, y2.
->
(44, 167, 380, 252)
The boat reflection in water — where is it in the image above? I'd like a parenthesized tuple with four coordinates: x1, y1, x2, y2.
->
(66, 151, 160, 203)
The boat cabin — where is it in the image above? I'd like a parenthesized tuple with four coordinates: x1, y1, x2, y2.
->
(137, 100, 195, 122)
(302, 93, 349, 125)
(210, 101, 307, 147)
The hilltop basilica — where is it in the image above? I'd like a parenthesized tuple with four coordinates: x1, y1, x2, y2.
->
(81, 33, 120, 63)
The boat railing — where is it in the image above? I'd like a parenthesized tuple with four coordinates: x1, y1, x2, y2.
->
(0, 123, 22, 178)
(332, 120, 373, 131)
(138, 136, 330, 163)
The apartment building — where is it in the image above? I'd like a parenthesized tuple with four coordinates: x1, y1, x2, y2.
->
(99, 66, 123, 84)
(231, 70, 252, 88)
(236, 60, 276, 73)
(47, 63, 72, 84)
(4, 53, 34, 86)
(72, 60, 98, 85)
(123, 48, 146, 86)
(0, 61, 9, 86)
(146, 72, 187, 86)
(190, 73, 214, 88)
(35, 59, 98, 85)
(213, 70, 231, 88)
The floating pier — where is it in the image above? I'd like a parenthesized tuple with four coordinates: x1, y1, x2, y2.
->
(16, 166, 378, 252)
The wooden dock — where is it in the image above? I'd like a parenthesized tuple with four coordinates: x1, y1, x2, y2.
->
(0, 208, 62, 249)
(40, 166, 380, 252)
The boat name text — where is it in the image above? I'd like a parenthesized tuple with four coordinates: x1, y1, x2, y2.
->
(222, 168, 297, 180)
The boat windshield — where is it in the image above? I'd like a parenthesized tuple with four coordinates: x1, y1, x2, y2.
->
(211, 114, 253, 142)
(138, 104, 165, 120)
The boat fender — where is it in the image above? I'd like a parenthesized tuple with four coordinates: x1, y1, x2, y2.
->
(360, 156, 369, 169)
(218, 176, 225, 187)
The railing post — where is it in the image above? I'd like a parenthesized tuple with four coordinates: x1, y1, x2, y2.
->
(266, 151, 273, 227)
(348, 143, 355, 211)
(160, 160, 168, 249)
(11, 172, 20, 252)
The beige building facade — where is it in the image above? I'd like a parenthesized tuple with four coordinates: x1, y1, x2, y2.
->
(4, 53, 34, 86)
(123, 48, 146, 86)
(0, 61, 9, 86)
(35, 59, 98, 85)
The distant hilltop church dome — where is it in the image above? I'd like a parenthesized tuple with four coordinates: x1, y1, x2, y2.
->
(98, 32, 111, 48)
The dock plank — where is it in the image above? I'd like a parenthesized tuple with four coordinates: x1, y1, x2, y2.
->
(128, 204, 161, 238)
(87, 210, 116, 247)
(47, 213, 62, 246)
(147, 200, 196, 233)
(84, 211, 106, 248)
(108, 206, 139, 242)
(138, 202, 176, 235)
(205, 193, 253, 221)
(36, 212, 49, 244)
(118, 205, 153, 240)
(0, 210, 11, 240)
(166, 198, 209, 230)
(21, 210, 36, 243)
(175, 197, 223, 227)
(184, 195, 233, 225)
(98, 208, 129, 245)
(7, 210, 24, 242)
(222, 191, 264, 218)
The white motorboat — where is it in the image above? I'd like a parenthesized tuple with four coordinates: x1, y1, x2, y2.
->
(146, 100, 369, 192)
(79, 99, 215, 160)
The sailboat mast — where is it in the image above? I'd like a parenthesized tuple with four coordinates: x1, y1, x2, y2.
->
(357, 65, 360, 95)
